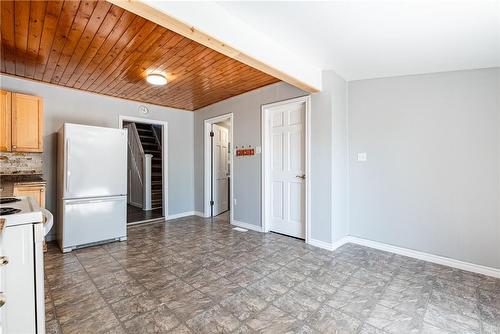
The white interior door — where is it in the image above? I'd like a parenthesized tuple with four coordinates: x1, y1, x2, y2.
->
(212, 124, 229, 216)
(269, 102, 305, 238)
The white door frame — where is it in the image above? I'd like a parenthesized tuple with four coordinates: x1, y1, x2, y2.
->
(204, 113, 234, 223)
(261, 96, 311, 242)
(118, 115, 168, 218)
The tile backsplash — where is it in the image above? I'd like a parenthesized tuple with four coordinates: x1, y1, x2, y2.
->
(0, 152, 43, 175)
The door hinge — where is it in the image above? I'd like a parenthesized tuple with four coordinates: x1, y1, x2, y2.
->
(210, 131, 214, 137)
(210, 200, 214, 206)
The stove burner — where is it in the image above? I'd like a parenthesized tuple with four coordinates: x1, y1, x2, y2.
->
(0, 207, 21, 216)
(0, 198, 21, 204)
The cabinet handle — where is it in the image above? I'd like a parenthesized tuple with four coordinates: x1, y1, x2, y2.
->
(0, 219, 4, 233)
(40, 188, 44, 192)
(0, 256, 8, 266)
(12, 145, 16, 149)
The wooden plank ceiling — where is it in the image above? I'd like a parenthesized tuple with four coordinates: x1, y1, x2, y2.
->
(0, 0, 280, 111)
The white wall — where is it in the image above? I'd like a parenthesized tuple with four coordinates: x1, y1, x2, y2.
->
(194, 82, 306, 226)
(330, 72, 349, 243)
(194, 78, 349, 246)
(0, 75, 195, 235)
(348, 68, 500, 269)
(309, 70, 349, 244)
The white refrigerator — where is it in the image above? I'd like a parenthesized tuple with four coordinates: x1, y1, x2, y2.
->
(57, 123, 127, 252)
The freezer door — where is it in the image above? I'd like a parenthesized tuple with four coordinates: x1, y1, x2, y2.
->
(62, 196, 126, 249)
(63, 123, 127, 199)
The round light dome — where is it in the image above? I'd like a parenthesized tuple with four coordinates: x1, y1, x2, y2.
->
(146, 73, 167, 86)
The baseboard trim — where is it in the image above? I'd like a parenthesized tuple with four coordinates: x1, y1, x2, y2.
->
(167, 211, 201, 220)
(128, 217, 164, 226)
(307, 235, 500, 278)
(308, 238, 336, 251)
(345, 236, 500, 279)
(194, 211, 206, 218)
(231, 220, 263, 232)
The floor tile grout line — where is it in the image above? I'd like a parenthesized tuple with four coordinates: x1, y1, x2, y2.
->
(104, 242, 191, 332)
(73, 249, 130, 333)
(43, 270, 62, 333)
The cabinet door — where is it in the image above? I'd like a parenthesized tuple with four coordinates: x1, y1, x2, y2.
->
(13, 185, 45, 208)
(0, 90, 12, 152)
(12, 93, 43, 152)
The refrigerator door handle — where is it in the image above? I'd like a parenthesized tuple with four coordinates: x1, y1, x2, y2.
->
(66, 138, 71, 193)
(65, 196, 126, 205)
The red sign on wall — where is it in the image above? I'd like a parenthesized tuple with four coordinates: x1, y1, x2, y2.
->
(236, 148, 255, 156)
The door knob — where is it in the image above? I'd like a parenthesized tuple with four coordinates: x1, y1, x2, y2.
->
(0, 256, 8, 266)
(0, 293, 5, 308)
(296, 174, 306, 179)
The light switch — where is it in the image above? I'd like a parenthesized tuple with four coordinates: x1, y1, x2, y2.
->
(357, 152, 367, 162)
(256, 146, 262, 154)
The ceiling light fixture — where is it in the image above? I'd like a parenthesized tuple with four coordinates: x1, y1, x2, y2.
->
(146, 73, 167, 86)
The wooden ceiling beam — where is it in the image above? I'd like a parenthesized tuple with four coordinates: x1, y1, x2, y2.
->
(107, 0, 319, 93)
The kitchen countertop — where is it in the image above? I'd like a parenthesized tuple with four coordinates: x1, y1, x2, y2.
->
(0, 174, 46, 183)
(0, 174, 46, 196)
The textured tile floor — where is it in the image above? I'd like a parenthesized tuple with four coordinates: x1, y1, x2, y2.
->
(45, 215, 500, 334)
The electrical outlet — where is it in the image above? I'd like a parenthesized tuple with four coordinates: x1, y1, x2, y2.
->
(357, 152, 367, 162)
(234, 198, 237, 206)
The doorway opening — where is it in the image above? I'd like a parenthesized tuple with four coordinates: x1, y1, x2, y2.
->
(119, 116, 168, 225)
(204, 113, 233, 222)
(261, 96, 311, 242)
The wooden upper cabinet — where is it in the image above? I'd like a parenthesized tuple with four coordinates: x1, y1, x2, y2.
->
(0, 90, 12, 151)
(11, 93, 43, 152)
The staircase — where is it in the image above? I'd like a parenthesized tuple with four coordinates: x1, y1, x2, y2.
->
(135, 123, 163, 210)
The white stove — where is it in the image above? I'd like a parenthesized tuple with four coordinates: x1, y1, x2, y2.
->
(0, 196, 45, 334)
(0, 196, 43, 226)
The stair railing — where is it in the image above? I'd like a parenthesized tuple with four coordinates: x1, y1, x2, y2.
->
(143, 154, 152, 211)
(124, 123, 152, 210)
(151, 124, 161, 149)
